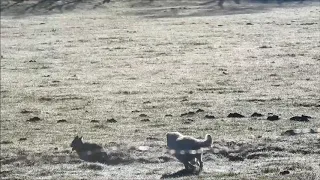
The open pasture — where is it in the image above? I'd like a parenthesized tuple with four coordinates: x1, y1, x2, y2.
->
(1, 0, 320, 179)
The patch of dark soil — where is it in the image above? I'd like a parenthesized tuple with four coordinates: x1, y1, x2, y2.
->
(259, 45, 272, 48)
(57, 119, 67, 123)
(227, 113, 245, 118)
(161, 168, 199, 179)
(139, 114, 148, 117)
(39, 97, 53, 101)
(267, 115, 279, 121)
(180, 111, 195, 117)
(18, 138, 27, 141)
(280, 170, 290, 175)
(290, 115, 311, 122)
(20, 109, 33, 114)
(165, 114, 173, 117)
(196, 108, 204, 113)
(204, 115, 215, 119)
(0, 141, 13, 144)
(90, 120, 99, 123)
(141, 118, 150, 122)
(107, 118, 117, 123)
(300, 22, 317, 25)
(228, 154, 244, 161)
(146, 137, 161, 141)
(182, 119, 194, 124)
(282, 129, 296, 136)
(26, 116, 41, 122)
(79, 163, 104, 170)
(251, 112, 263, 117)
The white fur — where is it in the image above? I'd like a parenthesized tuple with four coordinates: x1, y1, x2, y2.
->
(166, 132, 213, 171)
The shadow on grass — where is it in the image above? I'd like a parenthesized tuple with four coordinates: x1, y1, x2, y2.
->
(160, 168, 199, 179)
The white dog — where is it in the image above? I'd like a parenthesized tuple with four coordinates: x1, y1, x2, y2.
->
(166, 132, 212, 171)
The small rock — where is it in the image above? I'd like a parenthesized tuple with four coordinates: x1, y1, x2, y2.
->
(141, 119, 150, 122)
(165, 114, 172, 117)
(26, 117, 41, 122)
(290, 115, 311, 122)
(280, 170, 290, 175)
(54, 147, 58, 150)
(218, 24, 223, 27)
(251, 112, 263, 117)
(19, 138, 27, 141)
(248, 127, 253, 131)
(205, 115, 215, 119)
(246, 22, 253, 25)
(107, 118, 117, 123)
(90, 120, 99, 123)
(132, 110, 140, 113)
(29, 60, 36, 62)
(227, 113, 245, 118)
(267, 115, 279, 121)
(57, 119, 67, 123)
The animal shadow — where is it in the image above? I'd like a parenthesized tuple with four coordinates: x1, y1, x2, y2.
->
(161, 168, 199, 179)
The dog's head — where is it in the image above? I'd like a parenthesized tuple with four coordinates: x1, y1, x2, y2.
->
(70, 136, 83, 151)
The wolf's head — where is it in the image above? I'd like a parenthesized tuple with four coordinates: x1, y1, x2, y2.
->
(70, 136, 83, 151)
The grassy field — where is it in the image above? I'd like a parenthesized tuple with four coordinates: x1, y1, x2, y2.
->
(1, 0, 320, 179)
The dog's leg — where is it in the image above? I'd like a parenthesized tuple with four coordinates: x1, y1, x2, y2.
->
(196, 153, 203, 171)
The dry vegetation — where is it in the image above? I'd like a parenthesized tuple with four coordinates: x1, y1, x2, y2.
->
(1, 0, 320, 179)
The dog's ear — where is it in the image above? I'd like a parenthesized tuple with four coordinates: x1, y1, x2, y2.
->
(80, 136, 83, 140)
(74, 135, 79, 139)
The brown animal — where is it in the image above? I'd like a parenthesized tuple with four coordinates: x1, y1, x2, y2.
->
(70, 136, 108, 163)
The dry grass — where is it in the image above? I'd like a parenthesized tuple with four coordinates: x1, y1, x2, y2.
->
(1, 0, 320, 179)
